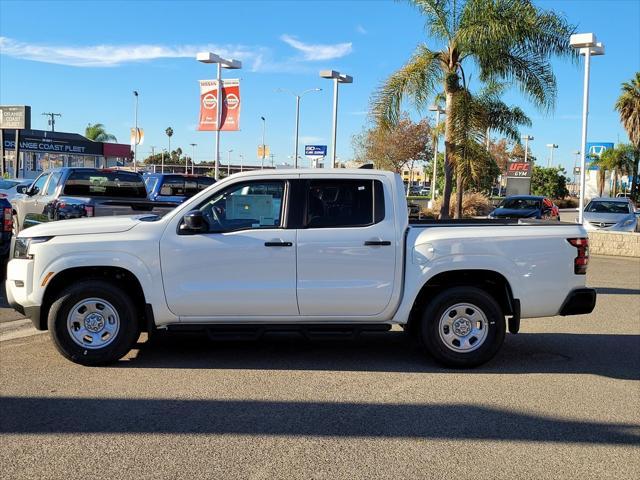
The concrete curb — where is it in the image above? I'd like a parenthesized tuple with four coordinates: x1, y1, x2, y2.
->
(588, 231, 640, 258)
(0, 319, 46, 342)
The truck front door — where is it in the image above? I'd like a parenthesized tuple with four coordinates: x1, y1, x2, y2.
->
(160, 179, 299, 318)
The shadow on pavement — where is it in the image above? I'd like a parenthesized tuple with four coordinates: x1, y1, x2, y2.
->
(1, 396, 638, 445)
(117, 331, 640, 381)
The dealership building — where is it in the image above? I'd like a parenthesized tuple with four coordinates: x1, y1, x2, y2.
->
(1, 129, 132, 179)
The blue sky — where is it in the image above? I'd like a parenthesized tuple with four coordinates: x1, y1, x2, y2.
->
(1, 0, 639, 173)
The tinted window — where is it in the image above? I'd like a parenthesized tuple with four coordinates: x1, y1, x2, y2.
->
(160, 177, 185, 196)
(585, 201, 631, 214)
(198, 177, 216, 189)
(305, 179, 384, 228)
(144, 176, 158, 193)
(31, 173, 49, 195)
(63, 170, 147, 198)
(499, 197, 541, 210)
(198, 181, 285, 232)
(44, 172, 61, 195)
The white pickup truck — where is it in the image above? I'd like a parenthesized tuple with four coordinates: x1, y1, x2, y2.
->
(6, 169, 596, 367)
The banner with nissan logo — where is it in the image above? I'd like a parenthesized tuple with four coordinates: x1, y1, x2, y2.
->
(506, 162, 532, 178)
(198, 79, 241, 131)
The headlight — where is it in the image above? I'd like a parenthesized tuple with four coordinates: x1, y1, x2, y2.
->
(620, 218, 635, 227)
(13, 236, 53, 259)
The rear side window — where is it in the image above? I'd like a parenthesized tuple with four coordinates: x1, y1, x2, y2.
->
(160, 177, 186, 196)
(44, 172, 61, 195)
(63, 170, 147, 198)
(305, 179, 385, 228)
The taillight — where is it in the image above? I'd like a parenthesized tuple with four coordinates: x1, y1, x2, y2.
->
(3, 207, 12, 232)
(568, 238, 589, 275)
(84, 205, 95, 217)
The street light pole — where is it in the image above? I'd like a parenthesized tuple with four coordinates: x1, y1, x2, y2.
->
(239, 154, 244, 172)
(570, 33, 605, 224)
(522, 135, 534, 163)
(320, 70, 353, 168)
(227, 149, 233, 176)
(546, 143, 558, 167)
(190, 143, 197, 174)
(133, 91, 139, 172)
(197, 52, 242, 181)
(276, 88, 321, 169)
(261, 116, 266, 169)
(429, 105, 445, 203)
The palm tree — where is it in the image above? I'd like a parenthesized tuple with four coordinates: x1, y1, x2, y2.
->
(615, 73, 640, 198)
(165, 127, 174, 162)
(372, 0, 575, 218)
(85, 123, 117, 142)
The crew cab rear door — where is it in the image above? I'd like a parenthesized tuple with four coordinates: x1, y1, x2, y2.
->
(295, 175, 397, 316)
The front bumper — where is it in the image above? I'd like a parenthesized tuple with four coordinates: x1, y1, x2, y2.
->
(5, 258, 44, 330)
(559, 288, 597, 316)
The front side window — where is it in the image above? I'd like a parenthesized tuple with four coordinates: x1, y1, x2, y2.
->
(30, 173, 49, 195)
(305, 179, 384, 228)
(198, 181, 285, 232)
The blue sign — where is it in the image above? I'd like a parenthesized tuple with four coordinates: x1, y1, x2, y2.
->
(305, 145, 327, 156)
(586, 142, 614, 170)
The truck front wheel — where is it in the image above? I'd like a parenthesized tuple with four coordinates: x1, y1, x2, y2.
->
(47, 280, 140, 366)
(420, 287, 505, 368)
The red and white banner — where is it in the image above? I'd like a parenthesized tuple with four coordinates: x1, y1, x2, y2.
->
(198, 79, 241, 131)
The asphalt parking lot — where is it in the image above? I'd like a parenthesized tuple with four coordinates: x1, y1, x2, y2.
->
(1, 255, 639, 479)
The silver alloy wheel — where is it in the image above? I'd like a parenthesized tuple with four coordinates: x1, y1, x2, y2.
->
(66, 297, 120, 349)
(438, 302, 489, 353)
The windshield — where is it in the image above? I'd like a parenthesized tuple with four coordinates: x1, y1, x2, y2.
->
(63, 170, 147, 198)
(499, 198, 541, 210)
(585, 201, 631, 214)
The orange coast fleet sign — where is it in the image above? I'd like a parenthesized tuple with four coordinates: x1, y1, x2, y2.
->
(198, 79, 241, 131)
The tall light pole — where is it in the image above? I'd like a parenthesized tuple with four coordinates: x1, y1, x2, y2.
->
(320, 70, 353, 168)
(196, 52, 242, 181)
(521, 135, 534, 163)
(429, 105, 445, 204)
(276, 88, 322, 168)
(227, 149, 233, 176)
(546, 143, 558, 167)
(573, 150, 580, 194)
(260, 116, 266, 169)
(570, 33, 605, 224)
(189, 143, 197, 174)
(133, 91, 139, 172)
(239, 153, 244, 172)
(161, 149, 166, 174)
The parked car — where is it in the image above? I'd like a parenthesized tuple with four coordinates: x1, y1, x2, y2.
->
(10, 168, 176, 234)
(0, 196, 13, 259)
(0, 179, 32, 202)
(418, 187, 430, 196)
(488, 195, 559, 220)
(143, 173, 216, 205)
(6, 169, 596, 368)
(582, 197, 637, 232)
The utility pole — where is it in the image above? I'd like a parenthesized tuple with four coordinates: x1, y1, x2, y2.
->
(42, 112, 61, 132)
(270, 153, 275, 168)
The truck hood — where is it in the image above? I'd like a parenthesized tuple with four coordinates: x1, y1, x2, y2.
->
(17, 215, 158, 238)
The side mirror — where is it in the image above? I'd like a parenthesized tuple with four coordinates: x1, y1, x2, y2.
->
(16, 185, 29, 194)
(179, 210, 209, 234)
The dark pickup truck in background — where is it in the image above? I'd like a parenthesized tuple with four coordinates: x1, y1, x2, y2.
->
(143, 173, 216, 205)
(11, 168, 176, 233)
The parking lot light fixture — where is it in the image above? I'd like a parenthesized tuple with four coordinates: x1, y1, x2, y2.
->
(521, 135, 534, 163)
(570, 33, 605, 223)
(546, 143, 558, 167)
(276, 88, 322, 168)
(320, 70, 353, 168)
(197, 52, 242, 180)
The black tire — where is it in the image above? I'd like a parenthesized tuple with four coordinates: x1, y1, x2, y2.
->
(419, 286, 505, 368)
(47, 280, 140, 366)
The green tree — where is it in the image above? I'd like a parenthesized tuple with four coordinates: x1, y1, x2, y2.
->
(165, 127, 174, 158)
(372, 0, 575, 218)
(591, 144, 636, 197)
(84, 123, 117, 142)
(530, 166, 569, 199)
(615, 72, 640, 199)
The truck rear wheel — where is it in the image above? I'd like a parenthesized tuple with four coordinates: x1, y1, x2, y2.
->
(420, 287, 505, 368)
(47, 280, 140, 366)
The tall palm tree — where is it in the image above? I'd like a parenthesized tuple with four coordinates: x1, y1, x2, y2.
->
(85, 123, 117, 142)
(372, 0, 575, 218)
(449, 83, 531, 217)
(615, 72, 640, 198)
(165, 127, 174, 161)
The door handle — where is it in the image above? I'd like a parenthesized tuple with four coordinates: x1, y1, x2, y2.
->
(264, 241, 293, 247)
(364, 240, 391, 246)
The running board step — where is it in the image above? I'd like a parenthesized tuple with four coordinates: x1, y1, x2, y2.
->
(166, 323, 392, 341)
